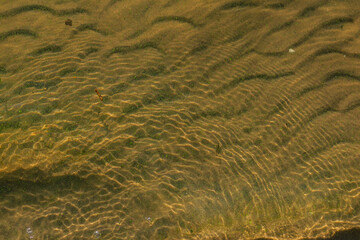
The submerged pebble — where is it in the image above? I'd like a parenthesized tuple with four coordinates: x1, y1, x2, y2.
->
(93, 230, 101, 238)
(26, 227, 34, 239)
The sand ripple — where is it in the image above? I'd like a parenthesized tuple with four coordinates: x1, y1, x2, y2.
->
(0, 0, 360, 239)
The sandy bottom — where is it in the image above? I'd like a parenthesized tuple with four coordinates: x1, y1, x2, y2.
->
(0, 0, 360, 239)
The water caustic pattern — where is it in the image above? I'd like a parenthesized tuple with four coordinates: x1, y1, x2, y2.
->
(0, 0, 359, 239)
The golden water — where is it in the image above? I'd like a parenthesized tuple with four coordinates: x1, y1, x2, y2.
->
(0, 0, 359, 239)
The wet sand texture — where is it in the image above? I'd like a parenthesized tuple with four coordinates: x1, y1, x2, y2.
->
(0, 0, 360, 239)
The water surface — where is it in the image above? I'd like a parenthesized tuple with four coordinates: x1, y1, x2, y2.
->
(0, 0, 359, 239)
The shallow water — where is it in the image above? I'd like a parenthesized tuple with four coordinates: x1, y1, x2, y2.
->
(0, 0, 359, 239)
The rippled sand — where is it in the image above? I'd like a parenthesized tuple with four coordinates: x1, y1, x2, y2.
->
(0, 0, 360, 239)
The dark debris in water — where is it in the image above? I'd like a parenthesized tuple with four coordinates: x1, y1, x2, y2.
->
(65, 18, 72, 26)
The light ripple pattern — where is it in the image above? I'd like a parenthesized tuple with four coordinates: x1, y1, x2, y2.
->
(0, 0, 359, 239)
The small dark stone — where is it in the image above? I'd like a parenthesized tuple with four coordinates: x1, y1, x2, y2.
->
(216, 143, 222, 154)
(65, 19, 72, 26)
